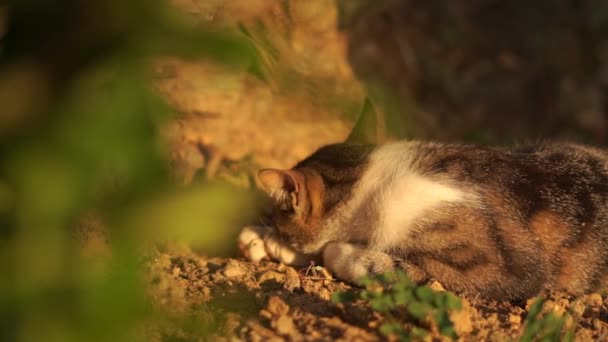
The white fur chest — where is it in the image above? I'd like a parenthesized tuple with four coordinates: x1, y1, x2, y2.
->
(337, 142, 471, 250)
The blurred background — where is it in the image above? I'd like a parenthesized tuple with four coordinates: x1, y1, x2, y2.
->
(1, 0, 608, 341)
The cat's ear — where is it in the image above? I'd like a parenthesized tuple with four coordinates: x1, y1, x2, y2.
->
(347, 98, 386, 144)
(257, 169, 300, 211)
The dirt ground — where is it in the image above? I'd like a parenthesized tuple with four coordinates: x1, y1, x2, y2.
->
(138, 1, 608, 340)
(143, 245, 608, 341)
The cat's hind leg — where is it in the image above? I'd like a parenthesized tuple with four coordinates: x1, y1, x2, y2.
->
(322, 242, 395, 283)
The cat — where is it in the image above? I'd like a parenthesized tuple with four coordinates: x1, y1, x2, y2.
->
(239, 141, 608, 300)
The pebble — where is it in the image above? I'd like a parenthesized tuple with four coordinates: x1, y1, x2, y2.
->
(224, 260, 246, 278)
(283, 267, 301, 292)
(318, 288, 331, 301)
(274, 315, 298, 336)
(587, 293, 603, 307)
(259, 309, 272, 320)
(258, 270, 286, 285)
(429, 280, 446, 292)
(451, 298, 474, 334)
(569, 299, 586, 317)
(267, 296, 290, 316)
(508, 314, 521, 324)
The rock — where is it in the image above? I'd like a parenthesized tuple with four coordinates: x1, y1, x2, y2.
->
(318, 288, 332, 301)
(265, 296, 302, 339)
(450, 298, 474, 335)
(283, 267, 301, 292)
(569, 299, 587, 318)
(274, 315, 299, 337)
(508, 314, 522, 325)
(557, 298, 570, 310)
(429, 280, 446, 292)
(259, 309, 273, 320)
(258, 271, 286, 286)
(267, 296, 290, 316)
(587, 293, 603, 307)
(223, 260, 246, 278)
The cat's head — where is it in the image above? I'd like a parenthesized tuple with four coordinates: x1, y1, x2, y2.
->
(257, 167, 327, 254)
(256, 143, 375, 254)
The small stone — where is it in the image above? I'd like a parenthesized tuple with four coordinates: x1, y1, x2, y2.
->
(200, 287, 212, 300)
(557, 298, 570, 309)
(274, 315, 299, 337)
(224, 260, 246, 278)
(318, 288, 331, 301)
(259, 309, 273, 320)
(429, 280, 446, 292)
(450, 298, 474, 334)
(486, 313, 499, 324)
(267, 296, 290, 316)
(587, 293, 603, 307)
(508, 314, 522, 325)
(551, 300, 566, 316)
(283, 267, 301, 292)
(258, 271, 286, 285)
(569, 299, 586, 318)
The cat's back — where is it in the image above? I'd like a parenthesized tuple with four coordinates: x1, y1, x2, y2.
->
(300, 140, 608, 193)
(410, 141, 608, 187)
(297, 141, 608, 298)
(375, 141, 608, 297)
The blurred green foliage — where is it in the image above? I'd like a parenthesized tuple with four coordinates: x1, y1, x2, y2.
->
(520, 298, 575, 342)
(0, 0, 258, 341)
(332, 271, 462, 341)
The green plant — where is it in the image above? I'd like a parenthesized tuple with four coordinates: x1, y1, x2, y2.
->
(332, 271, 462, 341)
(520, 298, 575, 342)
(0, 1, 257, 341)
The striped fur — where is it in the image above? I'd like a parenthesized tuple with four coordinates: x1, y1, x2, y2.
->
(254, 141, 608, 300)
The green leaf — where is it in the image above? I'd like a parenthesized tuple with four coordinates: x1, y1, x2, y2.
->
(371, 296, 395, 312)
(378, 272, 395, 285)
(379, 322, 402, 336)
(526, 298, 545, 323)
(331, 291, 358, 304)
(410, 327, 429, 339)
(445, 294, 462, 311)
(407, 302, 430, 319)
(395, 271, 411, 285)
(393, 289, 412, 306)
(440, 327, 457, 340)
(358, 276, 376, 288)
(415, 286, 434, 302)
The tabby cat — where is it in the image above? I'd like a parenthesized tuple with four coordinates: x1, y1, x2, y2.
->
(239, 141, 608, 300)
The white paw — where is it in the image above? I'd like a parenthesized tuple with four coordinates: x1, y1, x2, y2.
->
(238, 225, 310, 266)
(238, 226, 269, 262)
(323, 242, 369, 281)
(264, 234, 310, 266)
(323, 242, 395, 282)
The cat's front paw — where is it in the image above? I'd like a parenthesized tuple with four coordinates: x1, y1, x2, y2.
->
(237, 225, 310, 266)
(263, 234, 310, 267)
(238, 225, 270, 262)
